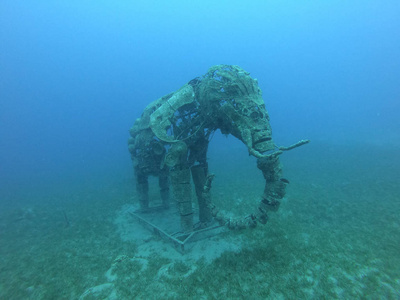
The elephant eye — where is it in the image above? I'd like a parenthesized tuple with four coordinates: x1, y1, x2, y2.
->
(250, 111, 259, 119)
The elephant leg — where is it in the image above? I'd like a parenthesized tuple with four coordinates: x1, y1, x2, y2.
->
(170, 167, 193, 232)
(191, 164, 212, 224)
(136, 171, 149, 211)
(159, 168, 170, 209)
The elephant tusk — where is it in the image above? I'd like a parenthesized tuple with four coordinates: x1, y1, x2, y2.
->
(249, 139, 310, 158)
(279, 139, 310, 151)
(248, 147, 283, 159)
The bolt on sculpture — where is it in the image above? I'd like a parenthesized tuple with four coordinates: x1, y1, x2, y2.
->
(128, 65, 309, 232)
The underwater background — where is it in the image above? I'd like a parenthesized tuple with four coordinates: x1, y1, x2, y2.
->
(1, 1, 399, 299)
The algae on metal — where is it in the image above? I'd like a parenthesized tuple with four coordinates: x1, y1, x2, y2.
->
(128, 65, 309, 232)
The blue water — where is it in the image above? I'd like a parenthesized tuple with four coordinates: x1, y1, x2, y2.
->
(1, 1, 399, 299)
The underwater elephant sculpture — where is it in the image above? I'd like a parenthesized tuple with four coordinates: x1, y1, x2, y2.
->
(128, 65, 309, 232)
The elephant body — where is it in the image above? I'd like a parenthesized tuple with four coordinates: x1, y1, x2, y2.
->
(128, 65, 308, 232)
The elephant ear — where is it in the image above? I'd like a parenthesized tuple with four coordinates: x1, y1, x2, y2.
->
(149, 84, 195, 143)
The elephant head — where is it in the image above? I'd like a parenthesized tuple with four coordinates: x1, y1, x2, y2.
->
(196, 65, 275, 158)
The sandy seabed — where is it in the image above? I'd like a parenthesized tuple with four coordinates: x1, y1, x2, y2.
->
(1, 142, 399, 299)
